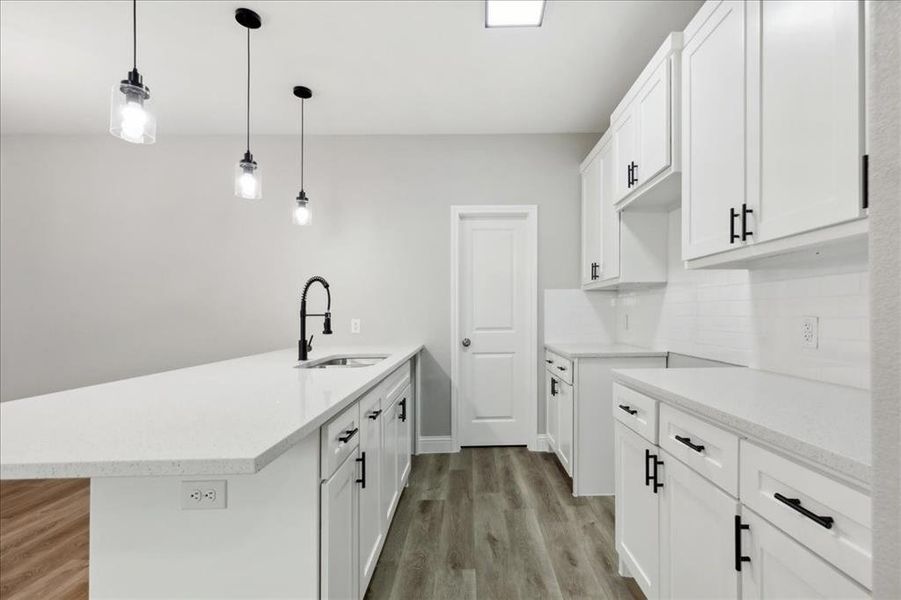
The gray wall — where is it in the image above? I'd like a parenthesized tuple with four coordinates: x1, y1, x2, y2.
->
(0, 133, 595, 437)
(869, 2, 901, 597)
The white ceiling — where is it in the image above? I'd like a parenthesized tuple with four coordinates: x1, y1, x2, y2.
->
(0, 0, 702, 135)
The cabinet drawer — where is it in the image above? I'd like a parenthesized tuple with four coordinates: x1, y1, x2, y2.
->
(740, 441, 871, 589)
(659, 404, 739, 497)
(545, 350, 573, 384)
(382, 361, 411, 406)
(320, 401, 361, 479)
(612, 383, 657, 444)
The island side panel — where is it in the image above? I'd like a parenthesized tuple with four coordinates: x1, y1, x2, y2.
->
(89, 433, 320, 599)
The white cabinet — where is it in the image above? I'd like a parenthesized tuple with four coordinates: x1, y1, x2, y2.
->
(681, 0, 748, 260)
(554, 378, 573, 477)
(396, 387, 412, 488)
(610, 33, 683, 211)
(545, 370, 558, 452)
(659, 449, 739, 599)
(614, 422, 660, 599)
(681, 0, 867, 268)
(740, 509, 868, 599)
(380, 395, 400, 530)
(321, 448, 360, 600)
(358, 393, 383, 593)
(581, 151, 603, 286)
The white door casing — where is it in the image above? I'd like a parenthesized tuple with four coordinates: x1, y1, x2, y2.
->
(451, 206, 537, 451)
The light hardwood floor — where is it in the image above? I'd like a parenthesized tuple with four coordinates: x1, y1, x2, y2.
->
(365, 447, 644, 600)
(0, 448, 642, 600)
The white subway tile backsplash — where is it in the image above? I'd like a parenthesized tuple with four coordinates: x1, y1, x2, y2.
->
(616, 209, 869, 390)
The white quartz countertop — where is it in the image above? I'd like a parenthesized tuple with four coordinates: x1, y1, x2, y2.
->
(546, 342, 668, 359)
(0, 345, 422, 480)
(612, 368, 870, 485)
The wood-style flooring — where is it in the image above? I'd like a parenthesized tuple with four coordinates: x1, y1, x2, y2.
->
(365, 447, 644, 600)
(0, 479, 89, 600)
(0, 448, 643, 600)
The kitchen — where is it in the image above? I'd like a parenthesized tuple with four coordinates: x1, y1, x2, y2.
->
(0, 1, 898, 599)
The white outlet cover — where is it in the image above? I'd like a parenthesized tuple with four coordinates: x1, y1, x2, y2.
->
(181, 480, 227, 510)
(801, 316, 819, 349)
(351, 318, 361, 334)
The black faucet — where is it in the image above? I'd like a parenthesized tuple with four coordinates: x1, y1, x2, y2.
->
(299, 276, 333, 361)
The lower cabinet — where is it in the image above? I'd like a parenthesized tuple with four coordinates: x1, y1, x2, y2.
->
(545, 370, 558, 452)
(358, 393, 384, 592)
(321, 447, 360, 600)
(740, 510, 868, 599)
(380, 394, 400, 530)
(554, 378, 574, 477)
(396, 386, 412, 492)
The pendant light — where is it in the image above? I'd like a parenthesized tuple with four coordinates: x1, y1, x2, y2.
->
(292, 86, 313, 226)
(109, 0, 156, 144)
(234, 8, 262, 199)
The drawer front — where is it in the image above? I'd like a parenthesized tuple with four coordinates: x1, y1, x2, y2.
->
(359, 386, 381, 421)
(383, 361, 412, 406)
(612, 383, 658, 444)
(545, 349, 573, 384)
(320, 401, 361, 479)
(659, 403, 739, 496)
(740, 441, 871, 589)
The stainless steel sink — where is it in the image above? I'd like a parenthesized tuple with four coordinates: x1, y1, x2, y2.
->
(296, 354, 389, 369)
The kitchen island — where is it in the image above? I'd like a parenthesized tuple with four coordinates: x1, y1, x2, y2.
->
(0, 344, 422, 599)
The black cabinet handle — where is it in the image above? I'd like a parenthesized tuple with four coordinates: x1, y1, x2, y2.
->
(618, 404, 638, 416)
(556, 365, 566, 371)
(741, 203, 754, 241)
(774, 493, 834, 529)
(644, 449, 663, 492)
(545, 359, 553, 364)
(338, 427, 358, 443)
(734, 515, 751, 571)
(400, 398, 407, 422)
(645, 448, 652, 487)
(551, 378, 558, 396)
(631, 161, 638, 186)
(730, 207, 740, 244)
(651, 453, 664, 493)
(367, 409, 382, 420)
(356, 452, 366, 488)
(675, 435, 705, 453)
(627, 164, 633, 188)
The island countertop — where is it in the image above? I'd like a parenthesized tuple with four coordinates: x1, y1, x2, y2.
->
(612, 367, 871, 485)
(0, 345, 422, 480)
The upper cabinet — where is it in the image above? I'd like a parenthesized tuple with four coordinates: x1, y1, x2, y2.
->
(611, 33, 683, 211)
(682, 0, 867, 268)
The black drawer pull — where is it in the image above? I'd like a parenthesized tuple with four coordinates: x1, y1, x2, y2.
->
(556, 365, 566, 371)
(734, 515, 751, 571)
(400, 398, 407, 422)
(675, 435, 705, 453)
(618, 404, 638, 415)
(337, 427, 358, 444)
(774, 492, 834, 529)
(367, 409, 382, 420)
(545, 359, 553, 364)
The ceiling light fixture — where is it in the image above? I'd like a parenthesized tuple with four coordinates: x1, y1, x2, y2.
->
(109, 0, 156, 143)
(485, 0, 546, 28)
(292, 86, 313, 226)
(234, 8, 262, 200)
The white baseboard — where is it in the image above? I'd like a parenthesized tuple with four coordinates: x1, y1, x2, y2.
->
(417, 435, 454, 454)
(535, 434, 551, 452)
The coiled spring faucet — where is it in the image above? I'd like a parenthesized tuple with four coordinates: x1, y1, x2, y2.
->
(299, 276, 332, 361)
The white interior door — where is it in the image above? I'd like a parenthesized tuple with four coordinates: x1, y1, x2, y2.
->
(453, 206, 537, 448)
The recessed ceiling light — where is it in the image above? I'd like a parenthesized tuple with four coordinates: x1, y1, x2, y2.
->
(485, 0, 546, 28)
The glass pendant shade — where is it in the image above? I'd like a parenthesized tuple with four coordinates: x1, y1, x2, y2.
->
(235, 153, 262, 199)
(110, 77, 155, 144)
(293, 193, 311, 226)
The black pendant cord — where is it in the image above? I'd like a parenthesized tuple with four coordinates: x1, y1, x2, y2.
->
(300, 98, 305, 191)
(132, 0, 137, 70)
(246, 28, 251, 154)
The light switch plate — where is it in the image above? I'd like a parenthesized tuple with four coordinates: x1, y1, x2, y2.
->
(351, 318, 361, 334)
(181, 480, 227, 510)
(800, 316, 819, 349)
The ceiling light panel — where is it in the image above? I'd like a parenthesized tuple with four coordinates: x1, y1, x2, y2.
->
(485, 0, 546, 28)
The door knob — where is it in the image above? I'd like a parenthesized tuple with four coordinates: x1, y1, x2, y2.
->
(461, 338, 471, 347)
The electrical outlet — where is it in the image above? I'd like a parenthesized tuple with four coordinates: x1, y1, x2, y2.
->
(800, 316, 819, 349)
(181, 480, 227, 510)
(351, 318, 361, 334)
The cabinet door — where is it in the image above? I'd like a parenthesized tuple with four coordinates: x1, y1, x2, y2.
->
(321, 451, 359, 600)
(555, 381, 573, 477)
(358, 409, 383, 593)
(659, 450, 739, 599)
(546, 373, 558, 452)
(614, 423, 659, 599)
(598, 139, 620, 281)
(580, 154, 602, 286)
(741, 509, 868, 599)
(396, 388, 412, 488)
(636, 60, 671, 186)
(748, 0, 864, 243)
(681, 0, 747, 260)
(613, 108, 638, 204)
(379, 400, 400, 530)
